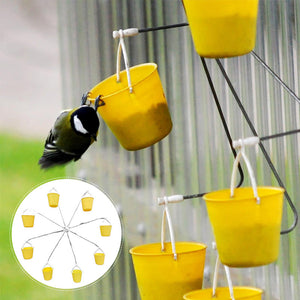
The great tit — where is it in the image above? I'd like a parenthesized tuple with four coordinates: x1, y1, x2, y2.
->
(38, 94, 104, 169)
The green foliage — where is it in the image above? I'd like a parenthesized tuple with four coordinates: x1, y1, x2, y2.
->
(0, 133, 74, 300)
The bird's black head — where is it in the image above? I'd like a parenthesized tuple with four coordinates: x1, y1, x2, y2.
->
(71, 106, 100, 140)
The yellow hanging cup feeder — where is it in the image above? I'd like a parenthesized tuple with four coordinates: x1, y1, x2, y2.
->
(184, 287, 263, 300)
(72, 265, 82, 283)
(89, 29, 172, 150)
(81, 191, 94, 212)
(184, 256, 263, 299)
(47, 188, 60, 208)
(94, 248, 105, 265)
(100, 219, 112, 237)
(182, 0, 259, 58)
(42, 264, 53, 281)
(203, 137, 284, 267)
(21, 209, 36, 227)
(21, 242, 33, 260)
(130, 199, 207, 300)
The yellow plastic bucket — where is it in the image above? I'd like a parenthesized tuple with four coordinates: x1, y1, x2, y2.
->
(100, 225, 112, 237)
(183, 287, 263, 300)
(130, 242, 207, 300)
(47, 192, 60, 207)
(21, 246, 33, 259)
(72, 267, 82, 283)
(21, 214, 35, 227)
(94, 252, 105, 265)
(81, 196, 94, 211)
(89, 63, 172, 150)
(203, 186, 284, 267)
(182, 0, 259, 58)
(42, 266, 53, 281)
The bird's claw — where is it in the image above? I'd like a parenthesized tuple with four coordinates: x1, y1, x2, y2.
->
(95, 95, 105, 110)
(81, 92, 91, 105)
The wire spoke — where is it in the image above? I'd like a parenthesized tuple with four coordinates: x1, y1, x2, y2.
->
(215, 58, 298, 234)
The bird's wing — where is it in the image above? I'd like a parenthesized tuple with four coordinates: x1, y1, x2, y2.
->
(44, 110, 71, 150)
(39, 110, 80, 169)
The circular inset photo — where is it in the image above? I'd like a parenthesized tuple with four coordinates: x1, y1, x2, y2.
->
(11, 179, 122, 289)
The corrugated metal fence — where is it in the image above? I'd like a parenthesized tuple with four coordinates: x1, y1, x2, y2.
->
(58, 0, 300, 299)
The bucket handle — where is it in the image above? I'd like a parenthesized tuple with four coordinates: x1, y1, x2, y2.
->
(22, 241, 33, 249)
(114, 29, 133, 93)
(230, 137, 260, 204)
(212, 252, 235, 300)
(160, 198, 177, 260)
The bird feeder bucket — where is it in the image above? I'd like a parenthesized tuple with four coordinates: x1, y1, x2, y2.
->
(182, 0, 259, 58)
(42, 264, 53, 281)
(129, 201, 207, 300)
(184, 256, 263, 299)
(81, 191, 94, 212)
(89, 31, 172, 150)
(100, 219, 112, 237)
(72, 265, 82, 283)
(94, 248, 105, 265)
(47, 188, 60, 208)
(21, 209, 36, 227)
(184, 287, 263, 300)
(203, 138, 284, 267)
(21, 242, 33, 260)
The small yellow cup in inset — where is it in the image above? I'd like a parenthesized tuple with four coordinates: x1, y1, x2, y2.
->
(21, 246, 33, 259)
(21, 214, 35, 228)
(42, 266, 53, 281)
(100, 225, 112, 237)
(72, 267, 82, 283)
(81, 197, 94, 211)
(47, 192, 60, 208)
(94, 252, 105, 265)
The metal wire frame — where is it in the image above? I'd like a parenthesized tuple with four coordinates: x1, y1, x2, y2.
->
(134, 21, 299, 234)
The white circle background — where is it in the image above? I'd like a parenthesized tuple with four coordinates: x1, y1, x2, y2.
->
(11, 179, 122, 289)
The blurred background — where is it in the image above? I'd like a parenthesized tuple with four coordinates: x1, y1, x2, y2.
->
(0, 0, 61, 138)
(1, 0, 300, 300)
(0, 1, 71, 299)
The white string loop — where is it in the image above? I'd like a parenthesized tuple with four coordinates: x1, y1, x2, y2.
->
(160, 198, 177, 260)
(212, 255, 235, 300)
(230, 137, 260, 204)
(115, 29, 133, 93)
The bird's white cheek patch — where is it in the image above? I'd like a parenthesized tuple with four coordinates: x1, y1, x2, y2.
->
(74, 115, 88, 134)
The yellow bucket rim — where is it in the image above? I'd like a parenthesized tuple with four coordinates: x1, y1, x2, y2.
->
(129, 241, 207, 256)
(184, 287, 263, 299)
(90, 63, 158, 100)
(203, 186, 284, 203)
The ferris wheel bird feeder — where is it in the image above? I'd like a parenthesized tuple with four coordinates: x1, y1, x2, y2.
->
(19, 187, 113, 284)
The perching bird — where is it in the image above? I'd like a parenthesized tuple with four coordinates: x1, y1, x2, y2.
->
(38, 93, 104, 169)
